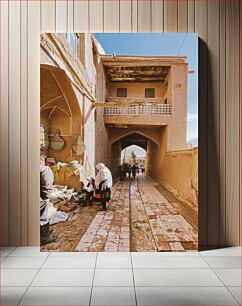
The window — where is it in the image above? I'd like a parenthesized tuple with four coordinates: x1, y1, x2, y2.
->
(145, 88, 155, 98)
(66, 33, 79, 56)
(117, 88, 127, 97)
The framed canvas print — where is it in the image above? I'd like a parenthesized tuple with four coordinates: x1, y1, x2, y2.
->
(40, 33, 198, 252)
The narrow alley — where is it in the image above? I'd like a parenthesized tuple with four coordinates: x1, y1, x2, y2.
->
(40, 34, 198, 252)
(42, 175, 198, 252)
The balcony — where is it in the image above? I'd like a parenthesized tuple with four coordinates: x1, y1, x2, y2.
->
(104, 104, 172, 126)
(106, 96, 164, 104)
(104, 104, 172, 116)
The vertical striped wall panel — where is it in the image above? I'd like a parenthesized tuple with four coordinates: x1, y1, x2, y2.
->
(138, 0, 151, 32)
(178, 0, 188, 32)
(41, 1, 56, 33)
(207, 0, 220, 247)
(20, 0, 28, 246)
(131, 0, 138, 32)
(56, 0, 67, 33)
(90, 0, 104, 33)
(225, 0, 240, 246)
(219, 0, 226, 246)
(1, 0, 9, 245)
(164, 0, 178, 32)
(188, 0, 195, 33)
(74, 1, 89, 32)
(0, 0, 240, 247)
(8, 0, 21, 245)
(104, 0, 119, 32)
(120, 1, 132, 32)
(27, 0, 41, 245)
(195, 0, 208, 247)
(67, 0, 74, 32)
(151, 0, 164, 33)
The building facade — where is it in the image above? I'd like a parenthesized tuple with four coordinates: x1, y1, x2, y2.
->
(40, 33, 111, 172)
(40, 33, 197, 207)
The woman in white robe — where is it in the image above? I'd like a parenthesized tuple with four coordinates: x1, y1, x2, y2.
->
(95, 163, 113, 210)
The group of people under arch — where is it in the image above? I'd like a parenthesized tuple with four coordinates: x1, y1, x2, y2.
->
(118, 162, 145, 181)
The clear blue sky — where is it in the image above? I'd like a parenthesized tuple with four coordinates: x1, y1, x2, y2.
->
(94, 33, 198, 142)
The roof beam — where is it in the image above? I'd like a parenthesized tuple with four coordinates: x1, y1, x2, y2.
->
(102, 61, 176, 67)
(108, 77, 166, 82)
(107, 71, 168, 77)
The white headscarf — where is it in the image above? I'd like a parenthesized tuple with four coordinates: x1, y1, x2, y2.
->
(95, 163, 113, 189)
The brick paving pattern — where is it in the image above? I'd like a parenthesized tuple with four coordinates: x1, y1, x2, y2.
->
(41, 205, 99, 252)
(42, 175, 198, 252)
(76, 180, 131, 252)
(130, 179, 157, 252)
(138, 176, 198, 251)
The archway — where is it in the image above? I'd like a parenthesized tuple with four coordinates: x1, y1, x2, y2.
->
(110, 128, 161, 148)
(121, 144, 146, 176)
(40, 64, 83, 163)
(121, 145, 146, 164)
(110, 131, 161, 178)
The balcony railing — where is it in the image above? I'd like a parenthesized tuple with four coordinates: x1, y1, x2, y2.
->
(104, 104, 172, 116)
(106, 96, 164, 104)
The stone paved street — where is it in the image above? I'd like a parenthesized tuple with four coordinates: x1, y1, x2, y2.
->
(42, 175, 198, 252)
(138, 176, 198, 251)
(76, 180, 131, 252)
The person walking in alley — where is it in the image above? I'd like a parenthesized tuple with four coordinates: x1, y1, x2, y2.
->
(128, 164, 132, 178)
(132, 164, 138, 179)
(118, 164, 125, 181)
(95, 163, 113, 211)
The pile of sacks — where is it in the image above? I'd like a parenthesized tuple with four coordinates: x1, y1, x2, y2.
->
(40, 165, 75, 222)
(40, 164, 90, 224)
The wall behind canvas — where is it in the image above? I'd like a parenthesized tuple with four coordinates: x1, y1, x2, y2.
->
(0, 0, 240, 247)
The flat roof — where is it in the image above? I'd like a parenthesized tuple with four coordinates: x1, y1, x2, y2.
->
(101, 55, 188, 82)
(101, 54, 188, 67)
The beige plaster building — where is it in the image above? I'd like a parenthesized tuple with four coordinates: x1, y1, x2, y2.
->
(103, 55, 188, 150)
(102, 54, 189, 177)
(40, 33, 110, 170)
(40, 33, 197, 208)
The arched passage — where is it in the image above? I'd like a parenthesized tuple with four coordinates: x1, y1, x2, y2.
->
(121, 144, 146, 170)
(110, 130, 164, 178)
(40, 64, 82, 162)
(110, 128, 161, 148)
